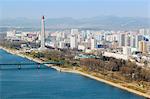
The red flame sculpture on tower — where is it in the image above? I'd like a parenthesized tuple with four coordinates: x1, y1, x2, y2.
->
(42, 16, 44, 19)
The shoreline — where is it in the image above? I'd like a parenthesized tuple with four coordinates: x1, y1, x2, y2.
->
(0, 46, 150, 98)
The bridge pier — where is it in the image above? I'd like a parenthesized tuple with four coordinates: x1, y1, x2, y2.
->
(37, 64, 40, 69)
(18, 65, 21, 70)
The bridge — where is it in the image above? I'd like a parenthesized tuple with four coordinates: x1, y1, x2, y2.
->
(0, 61, 64, 70)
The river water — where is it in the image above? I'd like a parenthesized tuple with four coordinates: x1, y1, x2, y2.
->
(0, 49, 144, 99)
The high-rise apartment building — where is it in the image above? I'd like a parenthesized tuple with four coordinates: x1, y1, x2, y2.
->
(70, 35, 77, 49)
(139, 40, 147, 53)
(91, 37, 96, 50)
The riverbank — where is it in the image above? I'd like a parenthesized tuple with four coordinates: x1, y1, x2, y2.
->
(0, 46, 150, 98)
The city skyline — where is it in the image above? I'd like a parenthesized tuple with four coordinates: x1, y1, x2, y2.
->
(0, 0, 150, 99)
(0, 0, 150, 19)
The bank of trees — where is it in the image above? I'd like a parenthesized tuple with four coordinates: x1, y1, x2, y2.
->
(80, 57, 150, 82)
(0, 40, 22, 50)
(27, 50, 76, 67)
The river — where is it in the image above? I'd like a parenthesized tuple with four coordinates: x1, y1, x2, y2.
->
(0, 49, 144, 99)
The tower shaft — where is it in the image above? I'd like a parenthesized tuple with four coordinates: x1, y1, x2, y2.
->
(39, 16, 46, 50)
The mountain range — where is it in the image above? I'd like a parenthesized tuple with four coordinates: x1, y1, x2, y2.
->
(0, 16, 150, 30)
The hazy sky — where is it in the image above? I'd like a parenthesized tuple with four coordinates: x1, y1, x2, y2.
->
(0, 0, 150, 19)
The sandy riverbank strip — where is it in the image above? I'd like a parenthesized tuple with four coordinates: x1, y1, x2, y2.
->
(0, 46, 150, 98)
(62, 70, 150, 98)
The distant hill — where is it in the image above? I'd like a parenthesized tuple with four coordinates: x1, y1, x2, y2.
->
(0, 16, 150, 30)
